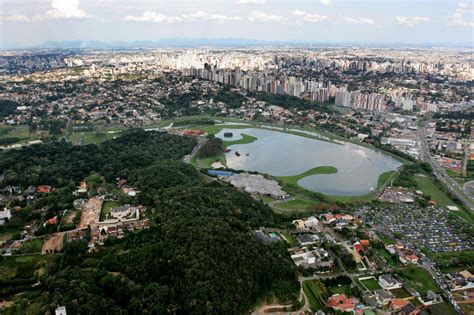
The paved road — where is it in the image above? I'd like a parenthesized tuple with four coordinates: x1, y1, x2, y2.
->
(251, 276, 312, 315)
(405, 244, 464, 314)
(418, 118, 474, 211)
(251, 273, 346, 315)
(464, 181, 474, 198)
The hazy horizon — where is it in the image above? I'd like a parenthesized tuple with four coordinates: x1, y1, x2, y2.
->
(1, 0, 473, 49)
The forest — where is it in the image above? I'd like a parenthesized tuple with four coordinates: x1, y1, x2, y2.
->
(0, 100, 19, 119)
(0, 129, 300, 314)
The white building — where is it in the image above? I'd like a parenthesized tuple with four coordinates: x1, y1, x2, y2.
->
(55, 306, 67, 315)
(0, 208, 12, 225)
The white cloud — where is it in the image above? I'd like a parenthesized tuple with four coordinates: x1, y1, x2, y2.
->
(188, 10, 242, 22)
(396, 16, 430, 27)
(4, 14, 44, 23)
(448, 0, 474, 27)
(238, 0, 265, 3)
(293, 9, 306, 16)
(293, 10, 327, 23)
(249, 11, 287, 23)
(344, 17, 375, 25)
(124, 10, 241, 23)
(320, 0, 332, 5)
(303, 13, 328, 23)
(123, 11, 182, 23)
(47, 0, 87, 19)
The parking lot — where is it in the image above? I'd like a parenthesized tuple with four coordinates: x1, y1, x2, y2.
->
(362, 205, 474, 252)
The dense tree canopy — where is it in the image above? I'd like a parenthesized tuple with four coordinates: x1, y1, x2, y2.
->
(1, 129, 299, 314)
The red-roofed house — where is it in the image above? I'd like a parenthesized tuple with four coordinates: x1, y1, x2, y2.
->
(36, 185, 51, 193)
(354, 242, 363, 252)
(47, 216, 58, 225)
(405, 254, 419, 264)
(327, 294, 355, 313)
(391, 298, 410, 310)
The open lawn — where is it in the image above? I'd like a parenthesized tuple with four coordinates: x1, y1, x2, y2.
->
(328, 192, 375, 203)
(277, 166, 337, 187)
(223, 133, 258, 146)
(279, 232, 298, 247)
(0, 231, 15, 243)
(377, 171, 396, 187)
(303, 280, 325, 311)
(0, 125, 41, 146)
(378, 234, 395, 245)
(0, 254, 54, 281)
(390, 288, 412, 299)
(15, 238, 44, 255)
(272, 199, 317, 212)
(193, 152, 227, 169)
(100, 201, 122, 221)
(413, 174, 454, 207)
(413, 174, 474, 224)
(68, 131, 119, 145)
(375, 247, 399, 268)
(397, 266, 441, 295)
(427, 251, 474, 272)
(328, 284, 353, 296)
(426, 302, 456, 315)
(360, 278, 382, 291)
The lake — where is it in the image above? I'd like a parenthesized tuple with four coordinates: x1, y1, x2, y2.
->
(216, 128, 402, 196)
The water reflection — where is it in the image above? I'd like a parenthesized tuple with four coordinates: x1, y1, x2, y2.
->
(216, 128, 401, 196)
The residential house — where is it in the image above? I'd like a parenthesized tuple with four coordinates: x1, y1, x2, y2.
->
(327, 294, 355, 313)
(378, 274, 402, 290)
(374, 289, 395, 306)
(297, 234, 319, 246)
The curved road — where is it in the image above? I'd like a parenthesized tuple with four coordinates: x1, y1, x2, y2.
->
(251, 276, 309, 315)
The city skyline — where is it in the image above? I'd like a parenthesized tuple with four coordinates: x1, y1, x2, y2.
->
(1, 0, 473, 49)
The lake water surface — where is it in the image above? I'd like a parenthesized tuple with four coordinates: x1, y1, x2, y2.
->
(216, 128, 402, 196)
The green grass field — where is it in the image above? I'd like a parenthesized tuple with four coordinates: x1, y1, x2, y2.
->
(328, 284, 352, 295)
(15, 238, 44, 255)
(0, 254, 54, 281)
(303, 281, 325, 311)
(426, 302, 456, 315)
(397, 266, 441, 295)
(413, 173, 474, 224)
(0, 125, 41, 146)
(359, 278, 382, 291)
(68, 131, 119, 145)
(413, 174, 454, 207)
(427, 251, 474, 272)
(390, 287, 412, 299)
(377, 171, 396, 187)
(378, 234, 395, 245)
(272, 199, 319, 212)
(100, 201, 122, 221)
(222, 133, 258, 146)
(192, 152, 227, 169)
(277, 166, 337, 187)
(375, 247, 399, 268)
(280, 232, 298, 247)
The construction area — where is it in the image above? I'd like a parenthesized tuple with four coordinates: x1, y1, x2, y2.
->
(78, 197, 103, 229)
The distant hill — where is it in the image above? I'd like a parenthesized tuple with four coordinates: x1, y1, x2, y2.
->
(3, 38, 472, 50)
(33, 38, 291, 49)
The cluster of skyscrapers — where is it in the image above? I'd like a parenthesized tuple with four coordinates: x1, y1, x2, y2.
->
(185, 65, 441, 113)
(185, 66, 390, 112)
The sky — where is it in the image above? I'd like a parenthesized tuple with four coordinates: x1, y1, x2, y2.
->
(0, 0, 473, 48)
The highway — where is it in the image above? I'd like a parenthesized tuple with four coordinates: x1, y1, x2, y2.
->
(418, 117, 474, 211)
